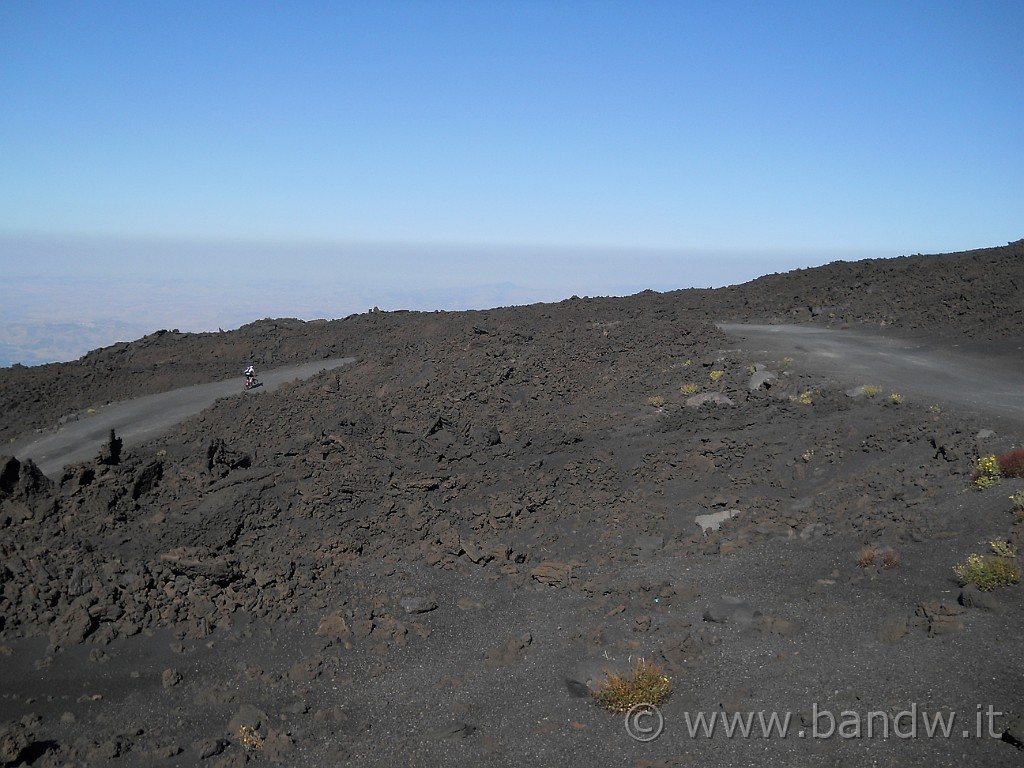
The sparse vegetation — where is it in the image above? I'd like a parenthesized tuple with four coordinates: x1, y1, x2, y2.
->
(997, 448, 1024, 478)
(679, 383, 698, 396)
(856, 546, 877, 568)
(789, 390, 813, 405)
(1010, 490, 1024, 519)
(237, 724, 264, 752)
(974, 455, 1002, 490)
(953, 541, 1020, 591)
(888, 392, 903, 404)
(592, 658, 672, 713)
(990, 540, 1016, 558)
(779, 356, 795, 370)
(646, 395, 665, 408)
(709, 369, 724, 383)
(857, 545, 899, 569)
(862, 384, 882, 397)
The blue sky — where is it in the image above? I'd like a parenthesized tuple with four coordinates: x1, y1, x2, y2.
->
(1, 1, 1022, 365)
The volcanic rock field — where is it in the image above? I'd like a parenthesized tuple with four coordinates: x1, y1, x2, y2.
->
(1, 241, 1023, 767)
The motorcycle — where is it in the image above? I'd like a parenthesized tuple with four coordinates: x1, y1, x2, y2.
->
(245, 375, 262, 390)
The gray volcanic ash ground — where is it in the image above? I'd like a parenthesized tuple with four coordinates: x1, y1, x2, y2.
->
(1, 241, 1023, 767)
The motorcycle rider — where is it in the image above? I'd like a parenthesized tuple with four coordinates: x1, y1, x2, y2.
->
(244, 364, 257, 388)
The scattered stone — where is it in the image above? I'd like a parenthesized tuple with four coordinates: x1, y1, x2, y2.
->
(695, 509, 741, 534)
(399, 596, 438, 615)
(287, 657, 325, 683)
(1003, 715, 1024, 750)
(565, 657, 631, 698)
(748, 369, 778, 391)
(194, 737, 230, 759)
(531, 561, 574, 587)
(686, 392, 735, 408)
(97, 429, 122, 465)
(0, 721, 32, 766)
(227, 704, 268, 735)
(263, 728, 294, 761)
(67, 565, 91, 598)
(958, 585, 1003, 613)
(845, 385, 875, 398)
(315, 613, 351, 638)
(912, 601, 965, 636)
(49, 604, 96, 645)
(159, 548, 241, 585)
(162, 668, 182, 688)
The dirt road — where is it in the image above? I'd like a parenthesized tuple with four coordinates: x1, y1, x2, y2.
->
(8, 357, 355, 478)
(10, 322, 1023, 481)
(718, 323, 1024, 426)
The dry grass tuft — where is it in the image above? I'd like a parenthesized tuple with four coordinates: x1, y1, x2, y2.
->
(592, 659, 672, 713)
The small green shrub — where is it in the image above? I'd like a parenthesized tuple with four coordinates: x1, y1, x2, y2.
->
(974, 455, 1002, 490)
(991, 540, 1016, 558)
(237, 724, 264, 752)
(953, 541, 1020, 591)
(862, 384, 882, 398)
(709, 369, 724, 383)
(1010, 491, 1024, 519)
(592, 659, 672, 713)
(679, 383, 698, 396)
(646, 395, 666, 408)
(789, 390, 813, 405)
(888, 392, 903, 405)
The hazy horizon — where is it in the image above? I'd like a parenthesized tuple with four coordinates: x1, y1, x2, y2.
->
(1, 234, 901, 367)
(3, 3, 1020, 366)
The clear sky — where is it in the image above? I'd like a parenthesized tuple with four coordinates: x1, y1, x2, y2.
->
(1, 1, 1022, 365)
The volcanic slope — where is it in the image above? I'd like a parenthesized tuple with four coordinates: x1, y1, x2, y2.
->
(1, 241, 1023, 767)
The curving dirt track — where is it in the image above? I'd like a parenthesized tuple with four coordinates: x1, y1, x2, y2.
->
(13, 324, 1022, 484)
(8, 357, 354, 478)
(718, 323, 1024, 426)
